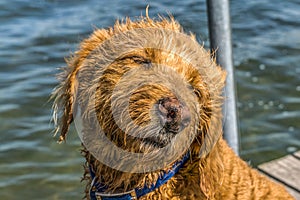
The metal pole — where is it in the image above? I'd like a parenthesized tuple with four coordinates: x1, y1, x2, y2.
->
(206, 0, 239, 154)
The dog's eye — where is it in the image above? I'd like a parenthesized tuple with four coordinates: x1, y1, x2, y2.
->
(187, 85, 194, 91)
(131, 56, 151, 66)
(118, 55, 152, 68)
(193, 88, 202, 99)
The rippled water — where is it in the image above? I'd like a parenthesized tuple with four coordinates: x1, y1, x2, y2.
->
(0, 0, 299, 199)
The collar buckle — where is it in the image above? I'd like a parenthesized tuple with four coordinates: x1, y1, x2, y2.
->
(94, 189, 137, 200)
(90, 176, 137, 200)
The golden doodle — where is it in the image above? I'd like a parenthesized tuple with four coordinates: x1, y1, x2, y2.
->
(52, 13, 294, 200)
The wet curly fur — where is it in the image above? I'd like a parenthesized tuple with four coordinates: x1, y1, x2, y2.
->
(52, 13, 294, 200)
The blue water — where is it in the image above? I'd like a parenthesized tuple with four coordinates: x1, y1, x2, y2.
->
(0, 0, 299, 199)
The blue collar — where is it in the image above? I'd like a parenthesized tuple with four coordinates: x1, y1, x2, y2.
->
(89, 152, 190, 200)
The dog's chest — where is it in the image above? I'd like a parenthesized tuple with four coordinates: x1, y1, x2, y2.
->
(140, 161, 205, 199)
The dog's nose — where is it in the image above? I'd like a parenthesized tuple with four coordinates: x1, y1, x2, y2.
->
(157, 97, 191, 128)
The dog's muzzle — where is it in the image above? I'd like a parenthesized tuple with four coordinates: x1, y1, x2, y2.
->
(157, 97, 191, 133)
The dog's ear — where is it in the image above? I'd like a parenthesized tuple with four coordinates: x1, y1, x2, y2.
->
(52, 61, 77, 143)
(198, 65, 227, 158)
(51, 27, 112, 142)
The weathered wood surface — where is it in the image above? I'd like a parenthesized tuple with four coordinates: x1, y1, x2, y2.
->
(258, 151, 300, 199)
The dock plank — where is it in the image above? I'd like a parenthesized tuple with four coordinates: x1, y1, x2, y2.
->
(258, 151, 300, 199)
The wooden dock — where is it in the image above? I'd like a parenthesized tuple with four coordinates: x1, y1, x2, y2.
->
(257, 151, 300, 199)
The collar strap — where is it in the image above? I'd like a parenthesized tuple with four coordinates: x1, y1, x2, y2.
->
(89, 152, 190, 200)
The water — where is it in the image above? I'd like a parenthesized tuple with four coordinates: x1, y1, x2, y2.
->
(0, 0, 299, 199)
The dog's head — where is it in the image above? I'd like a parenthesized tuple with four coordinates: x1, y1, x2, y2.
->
(52, 15, 226, 174)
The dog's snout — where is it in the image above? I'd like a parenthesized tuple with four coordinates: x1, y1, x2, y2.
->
(157, 97, 180, 122)
(157, 97, 191, 128)
(167, 107, 178, 119)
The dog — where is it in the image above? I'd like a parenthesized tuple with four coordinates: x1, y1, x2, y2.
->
(52, 12, 295, 200)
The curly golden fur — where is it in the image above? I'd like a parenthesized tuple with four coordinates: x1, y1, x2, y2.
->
(52, 13, 294, 200)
